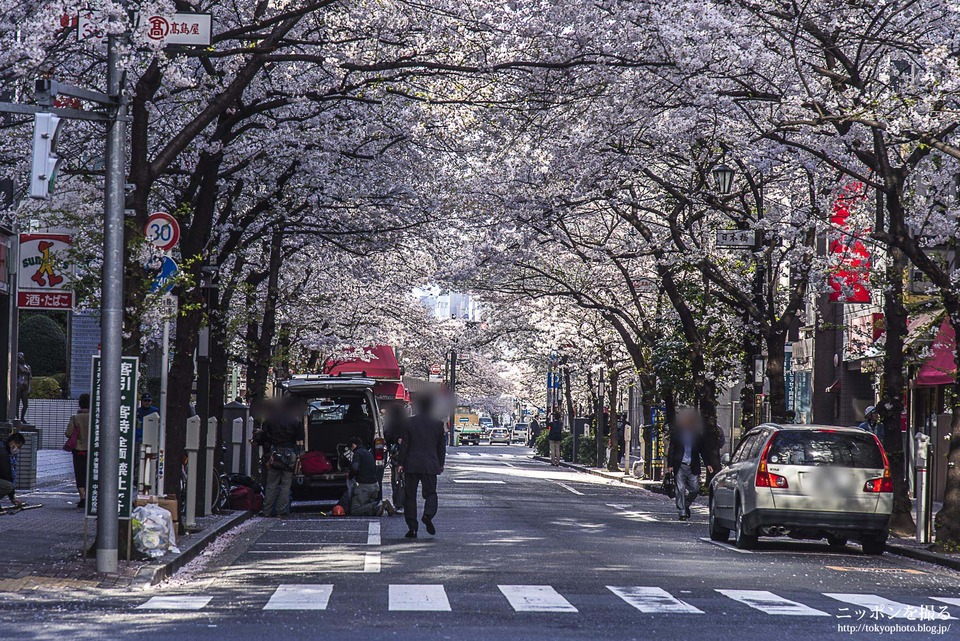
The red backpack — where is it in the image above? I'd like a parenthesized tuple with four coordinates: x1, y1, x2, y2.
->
(300, 451, 334, 475)
(228, 485, 264, 512)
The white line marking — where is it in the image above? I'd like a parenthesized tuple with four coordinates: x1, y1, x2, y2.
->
(452, 480, 505, 484)
(137, 596, 211, 610)
(499, 585, 577, 612)
(555, 482, 585, 495)
(931, 597, 960, 607)
(824, 594, 954, 620)
(367, 521, 381, 546)
(608, 586, 703, 614)
(699, 537, 753, 554)
(389, 585, 451, 611)
(263, 585, 333, 610)
(364, 551, 381, 573)
(717, 589, 829, 616)
(606, 503, 630, 509)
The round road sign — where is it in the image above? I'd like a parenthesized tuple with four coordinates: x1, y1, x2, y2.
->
(145, 212, 180, 251)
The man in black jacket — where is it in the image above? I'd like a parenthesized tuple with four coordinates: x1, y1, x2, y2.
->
(666, 408, 713, 521)
(0, 432, 25, 509)
(398, 394, 446, 538)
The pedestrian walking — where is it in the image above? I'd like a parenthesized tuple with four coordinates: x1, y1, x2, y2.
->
(0, 432, 25, 510)
(260, 397, 304, 518)
(548, 411, 563, 466)
(666, 408, 713, 521)
(398, 394, 446, 539)
(528, 417, 541, 447)
(64, 393, 91, 509)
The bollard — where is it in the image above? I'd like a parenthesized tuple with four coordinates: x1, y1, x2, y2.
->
(141, 413, 160, 495)
(205, 417, 218, 514)
(185, 416, 200, 528)
(231, 418, 243, 474)
(245, 416, 254, 478)
(915, 432, 932, 544)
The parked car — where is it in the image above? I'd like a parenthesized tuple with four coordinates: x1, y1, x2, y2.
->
(708, 424, 892, 554)
(489, 427, 511, 445)
(282, 376, 385, 501)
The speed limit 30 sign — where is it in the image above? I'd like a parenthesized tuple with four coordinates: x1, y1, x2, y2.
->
(145, 212, 180, 251)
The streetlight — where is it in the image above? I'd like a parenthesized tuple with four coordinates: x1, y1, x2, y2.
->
(712, 163, 736, 195)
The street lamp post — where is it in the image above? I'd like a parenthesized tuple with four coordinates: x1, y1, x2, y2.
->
(596, 368, 605, 467)
(712, 162, 767, 434)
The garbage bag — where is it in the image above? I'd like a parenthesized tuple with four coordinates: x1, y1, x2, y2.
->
(132, 503, 180, 558)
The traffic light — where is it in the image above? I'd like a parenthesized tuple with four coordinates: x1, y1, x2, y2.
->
(30, 112, 63, 199)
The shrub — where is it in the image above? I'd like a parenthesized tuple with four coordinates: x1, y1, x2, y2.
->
(19, 315, 66, 376)
(534, 429, 550, 457)
(30, 376, 62, 399)
(51, 372, 68, 393)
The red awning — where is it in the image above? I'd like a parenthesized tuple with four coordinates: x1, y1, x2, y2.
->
(917, 319, 956, 386)
(374, 381, 407, 401)
(325, 345, 401, 380)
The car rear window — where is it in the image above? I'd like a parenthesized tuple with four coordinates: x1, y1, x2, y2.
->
(767, 430, 884, 468)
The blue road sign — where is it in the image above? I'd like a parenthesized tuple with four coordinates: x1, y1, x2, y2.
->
(149, 256, 178, 294)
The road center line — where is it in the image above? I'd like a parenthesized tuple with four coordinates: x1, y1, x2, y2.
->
(554, 482, 585, 495)
(367, 521, 381, 546)
(364, 551, 381, 573)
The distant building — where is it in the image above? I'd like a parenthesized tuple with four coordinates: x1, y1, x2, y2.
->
(419, 290, 481, 322)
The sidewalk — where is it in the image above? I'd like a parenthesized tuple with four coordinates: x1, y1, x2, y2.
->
(534, 455, 960, 571)
(0, 452, 252, 595)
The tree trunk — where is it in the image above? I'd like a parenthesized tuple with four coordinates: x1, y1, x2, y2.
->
(880, 246, 914, 535)
(607, 368, 620, 472)
(246, 229, 285, 401)
(935, 297, 960, 547)
(765, 328, 787, 423)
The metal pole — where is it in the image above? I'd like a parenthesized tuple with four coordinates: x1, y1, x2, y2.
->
(158, 315, 169, 490)
(6, 227, 18, 422)
(448, 348, 457, 447)
(97, 24, 127, 575)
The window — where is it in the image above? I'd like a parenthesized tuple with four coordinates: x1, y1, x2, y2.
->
(766, 430, 884, 468)
(747, 432, 771, 460)
(732, 433, 758, 463)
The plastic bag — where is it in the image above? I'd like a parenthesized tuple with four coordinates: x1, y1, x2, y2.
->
(132, 503, 180, 558)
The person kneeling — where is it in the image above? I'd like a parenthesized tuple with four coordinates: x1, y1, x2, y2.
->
(342, 437, 395, 516)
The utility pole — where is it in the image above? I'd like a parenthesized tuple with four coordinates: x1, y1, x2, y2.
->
(447, 348, 457, 447)
(97, 17, 128, 574)
(596, 367, 605, 467)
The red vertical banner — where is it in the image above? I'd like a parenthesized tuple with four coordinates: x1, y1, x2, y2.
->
(829, 183, 871, 303)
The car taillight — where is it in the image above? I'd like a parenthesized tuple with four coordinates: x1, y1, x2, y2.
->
(754, 436, 788, 488)
(862, 433, 892, 492)
(374, 438, 385, 461)
(864, 469, 893, 493)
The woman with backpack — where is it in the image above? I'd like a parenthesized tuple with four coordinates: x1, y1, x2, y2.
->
(64, 394, 91, 509)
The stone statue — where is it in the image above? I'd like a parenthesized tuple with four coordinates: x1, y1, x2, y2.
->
(16, 352, 32, 423)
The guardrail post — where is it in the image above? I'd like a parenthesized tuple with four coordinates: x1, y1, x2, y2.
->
(185, 416, 200, 528)
(231, 418, 243, 474)
(205, 417, 217, 513)
(141, 413, 160, 494)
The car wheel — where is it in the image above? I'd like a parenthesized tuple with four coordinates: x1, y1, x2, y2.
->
(827, 535, 848, 550)
(709, 494, 729, 542)
(734, 500, 757, 550)
(861, 534, 886, 556)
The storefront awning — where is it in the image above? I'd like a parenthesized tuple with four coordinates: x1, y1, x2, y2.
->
(917, 319, 956, 386)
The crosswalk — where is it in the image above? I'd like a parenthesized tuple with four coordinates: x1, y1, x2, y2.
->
(136, 585, 958, 619)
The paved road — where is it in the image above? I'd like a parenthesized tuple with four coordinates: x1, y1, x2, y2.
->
(2, 445, 958, 640)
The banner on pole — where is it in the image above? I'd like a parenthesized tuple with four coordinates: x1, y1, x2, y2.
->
(85, 355, 139, 520)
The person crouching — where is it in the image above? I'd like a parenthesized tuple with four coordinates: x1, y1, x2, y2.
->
(342, 436, 394, 516)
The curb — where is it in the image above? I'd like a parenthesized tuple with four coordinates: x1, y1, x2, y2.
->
(136, 509, 255, 587)
(886, 542, 960, 572)
(532, 455, 662, 493)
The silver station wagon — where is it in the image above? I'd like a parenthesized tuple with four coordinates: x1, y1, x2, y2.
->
(708, 424, 893, 554)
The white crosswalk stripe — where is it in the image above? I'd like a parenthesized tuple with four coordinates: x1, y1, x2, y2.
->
(137, 596, 212, 610)
(824, 593, 954, 620)
(498, 585, 577, 612)
(717, 590, 829, 616)
(389, 584, 451, 611)
(263, 584, 333, 610)
(132, 585, 957, 617)
(608, 586, 703, 614)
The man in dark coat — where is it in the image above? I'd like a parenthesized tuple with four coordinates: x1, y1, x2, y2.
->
(0, 432, 25, 509)
(666, 408, 713, 521)
(398, 394, 446, 538)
